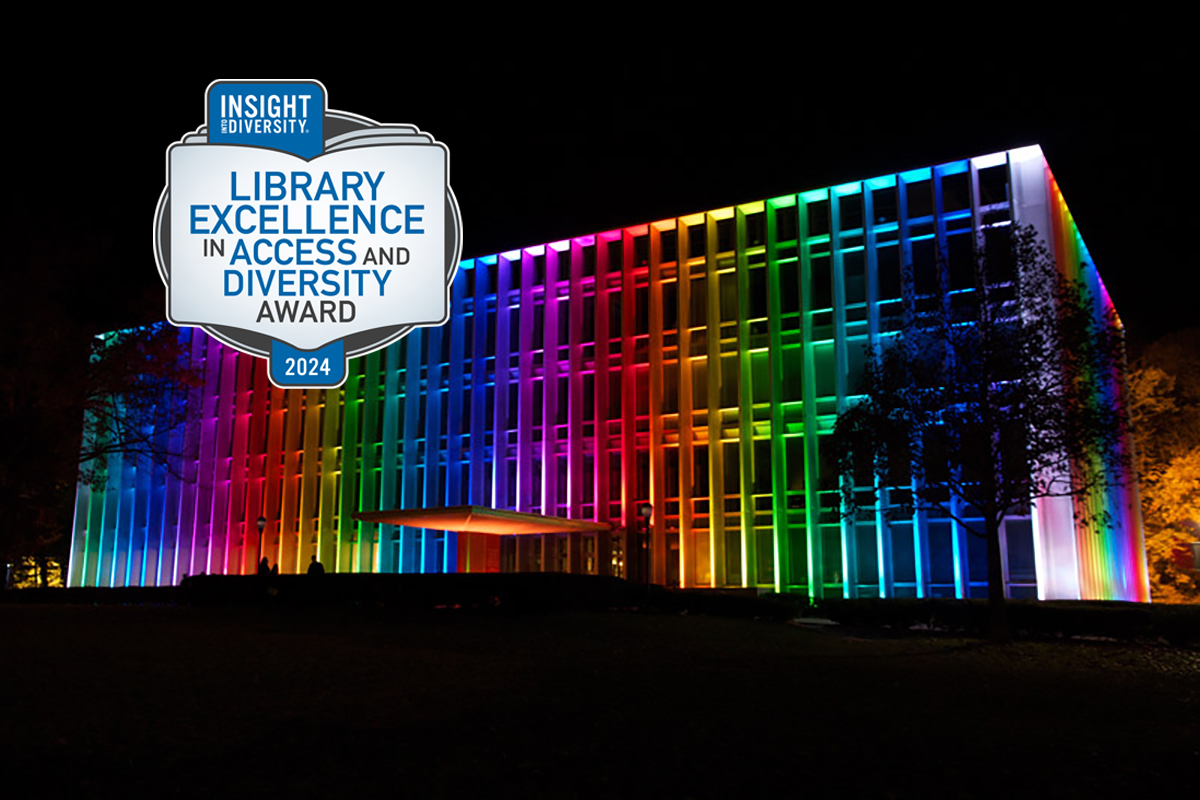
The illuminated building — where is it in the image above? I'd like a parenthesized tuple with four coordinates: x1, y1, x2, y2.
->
(67, 145, 1151, 601)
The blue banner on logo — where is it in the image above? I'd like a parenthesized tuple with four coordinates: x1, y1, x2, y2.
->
(207, 81, 324, 159)
(269, 339, 346, 387)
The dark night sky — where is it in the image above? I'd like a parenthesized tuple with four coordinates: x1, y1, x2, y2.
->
(10, 30, 1194, 355)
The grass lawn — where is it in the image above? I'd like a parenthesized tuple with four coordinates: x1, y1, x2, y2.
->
(2, 603, 1197, 797)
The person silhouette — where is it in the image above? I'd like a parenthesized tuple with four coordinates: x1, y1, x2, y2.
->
(307, 554, 325, 575)
(258, 557, 271, 577)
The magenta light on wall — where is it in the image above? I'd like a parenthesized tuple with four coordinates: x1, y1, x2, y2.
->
(68, 146, 1151, 602)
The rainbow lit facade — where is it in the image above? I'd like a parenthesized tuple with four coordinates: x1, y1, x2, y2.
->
(68, 146, 1151, 601)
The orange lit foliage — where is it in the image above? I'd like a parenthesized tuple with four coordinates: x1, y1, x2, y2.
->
(1128, 330, 1200, 603)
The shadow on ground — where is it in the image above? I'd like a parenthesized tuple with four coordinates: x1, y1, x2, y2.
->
(2, 576, 1197, 797)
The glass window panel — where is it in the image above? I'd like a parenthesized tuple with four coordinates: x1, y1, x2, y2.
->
(608, 291, 622, 339)
(844, 251, 866, 305)
(906, 180, 933, 218)
(978, 164, 1008, 206)
(782, 346, 802, 402)
(607, 371, 621, 419)
(872, 186, 897, 224)
(717, 218, 735, 252)
(856, 523, 878, 591)
(947, 232, 975, 291)
(839, 194, 863, 231)
(754, 439, 772, 495)
(890, 522, 915, 584)
(941, 172, 971, 213)
(690, 276, 707, 327)
(692, 360, 707, 408)
(814, 343, 835, 399)
(748, 268, 768, 320)
(663, 281, 678, 331)
(807, 200, 830, 237)
(1006, 519, 1036, 584)
(780, 262, 800, 315)
(693, 444, 709, 496)
(745, 212, 765, 247)
(928, 521, 954, 585)
(775, 205, 798, 242)
(660, 229, 678, 263)
(665, 447, 679, 499)
(687, 225, 706, 259)
(822, 525, 842, 584)
(811, 255, 832, 310)
(751, 351, 771, 404)
(912, 238, 938, 296)
(720, 355, 739, 408)
(877, 244, 901, 301)
(720, 273, 738, 322)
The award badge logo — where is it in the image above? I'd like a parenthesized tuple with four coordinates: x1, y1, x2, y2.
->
(154, 79, 462, 389)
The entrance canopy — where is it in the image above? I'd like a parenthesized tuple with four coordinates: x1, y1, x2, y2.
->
(353, 505, 614, 536)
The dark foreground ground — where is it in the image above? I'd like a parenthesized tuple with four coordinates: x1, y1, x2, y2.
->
(3, 591, 1198, 798)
